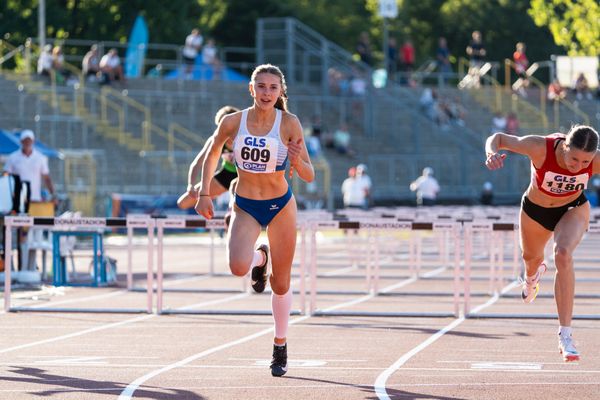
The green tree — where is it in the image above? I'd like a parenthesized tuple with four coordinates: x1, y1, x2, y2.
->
(528, 0, 600, 56)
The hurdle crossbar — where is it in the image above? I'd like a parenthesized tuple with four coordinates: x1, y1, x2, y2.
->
(3, 215, 154, 313)
(155, 216, 306, 315)
(308, 219, 461, 317)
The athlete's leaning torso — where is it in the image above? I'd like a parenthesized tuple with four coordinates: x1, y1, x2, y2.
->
(526, 133, 593, 207)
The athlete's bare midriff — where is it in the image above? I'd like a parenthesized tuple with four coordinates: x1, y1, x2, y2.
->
(524, 184, 583, 208)
(235, 170, 289, 199)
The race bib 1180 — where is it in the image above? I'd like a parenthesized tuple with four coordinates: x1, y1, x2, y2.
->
(542, 171, 588, 194)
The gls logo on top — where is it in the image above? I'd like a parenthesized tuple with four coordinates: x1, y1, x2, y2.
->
(244, 137, 267, 147)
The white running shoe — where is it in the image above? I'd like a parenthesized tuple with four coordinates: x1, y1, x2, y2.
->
(521, 263, 547, 303)
(558, 334, 580, 362)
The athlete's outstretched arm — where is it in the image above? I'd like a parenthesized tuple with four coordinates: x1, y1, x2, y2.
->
(485, 133, 545, 170)
(195, 115, 237, 218)
(186, 136, 214, 196)
(285, 114, 314, 182)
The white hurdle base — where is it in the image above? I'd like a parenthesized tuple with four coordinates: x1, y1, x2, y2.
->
(9, 307, 149, 314)
(467, 313, 600, 320)
(159, 309, 303, 316)
(312, 310, 457, 318)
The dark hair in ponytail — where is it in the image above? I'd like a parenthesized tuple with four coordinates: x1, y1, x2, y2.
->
(250, 64, 288, 111)
(566, 125, 599, 153)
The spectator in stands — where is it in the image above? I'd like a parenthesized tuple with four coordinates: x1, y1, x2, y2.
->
(480, 181, 494, 205)
(491, 111, 507, 133)
(341, 167, 357, 207)
(436, 37, 452, 84)
(195, 64, 314, 377)
(446, 96, 466, 126)
(387, 37, 399, 80)
(3, 130, 56, 203)
(177, 105, 240, 211)
(201, 38, 221, 79)
(548, 79, 566, 102)
(51, 45, 75, 85)
(307, 114, 324, 145)
(82, 44, 101, 82)
(485, 124, 600, 363)
(505, 112, 520, 135)
(304, 128, 322, 160)
(182, 28, 203, 79)
(333, 122, 354, 156)
(350, 70, 367, 97)
(513, 42, 529, 97)
(356, 31, 373, 66)
(420, 87, 435, 113)
(400, 39, 415, 78)
(574, 73, 593, 101)
(410, 167, 440, 206)
(37, 44, 53, 79)
(355, 163, 372, 207)
(466, 30, 486, 88)
(327, 67, 347, 95)
(99, 48, 125, 85)
(341, 165, 370, 209)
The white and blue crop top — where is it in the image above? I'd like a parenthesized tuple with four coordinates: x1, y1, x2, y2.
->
(232, 108, 288, 173)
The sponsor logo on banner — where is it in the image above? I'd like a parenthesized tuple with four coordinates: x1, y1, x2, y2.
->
(360, 221, 412, 230)
(315, 221, 339, 229)
(55, 218, 106, 228)
(470, 222, 493, 231)
(433, 222, 455, 231)
(163, 219, 186, 228)
(206, 219, 225, 229)
(8, 217, 34, 227)
(127, 219, 150, 228)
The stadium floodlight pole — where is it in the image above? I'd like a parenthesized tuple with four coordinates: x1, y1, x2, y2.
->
(38, 0, 46, 47)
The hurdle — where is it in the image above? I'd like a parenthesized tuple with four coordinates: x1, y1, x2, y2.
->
(3, 215, 154, 313)
(464, 220, 600, 319)
(154, 215, 305, 316)
(307, 218, 462, 318)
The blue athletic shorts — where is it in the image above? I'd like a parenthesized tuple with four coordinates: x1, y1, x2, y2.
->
(234, 187, 292, 227)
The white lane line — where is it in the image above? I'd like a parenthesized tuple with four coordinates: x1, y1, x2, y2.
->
(117, 314, 311, 399)
(320, 265, 447, 313)
(374, 280, 520, 400)
(0, 314, 155, 355)
(0, 273, 212, 314)
(322, 266, 357, 276)
(0, 292, 247, 355)
(385, 381, 600, 388)
(118, 266, 449, 398)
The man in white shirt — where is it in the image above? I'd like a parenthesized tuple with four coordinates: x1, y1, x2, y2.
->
(37, 44, 53, 77)
(4, 130, 55, 202)
(410, 167, 440, 206)
(182, 29, 203, 78)
(342, 164, 372, 209)
(99, 48, 125, 84)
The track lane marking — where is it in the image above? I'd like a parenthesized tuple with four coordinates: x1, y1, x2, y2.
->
(374, 280, 520, 400)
